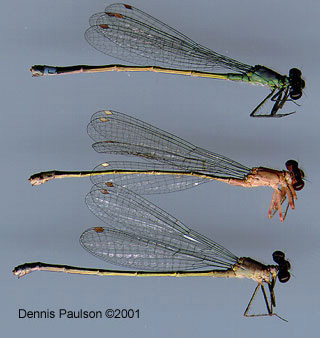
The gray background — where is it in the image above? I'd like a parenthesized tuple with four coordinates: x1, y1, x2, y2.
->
(2, 0, 319, 336)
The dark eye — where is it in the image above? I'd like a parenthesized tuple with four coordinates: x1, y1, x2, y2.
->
(280, 260, 291, 271)
(288, 68, 304, 100)
(293, 180, 304, 191)
(278, 270, 291, 283)
(289, 68, 302, 78)
(273, 251, 285, 264)
(289, 89, 303, 100)
(286, 160, 298, 171)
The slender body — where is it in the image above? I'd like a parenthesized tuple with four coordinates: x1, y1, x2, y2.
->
(29, 110, 305, 221)
(13, 184, 291, 320)
(30, 3, 305, 117)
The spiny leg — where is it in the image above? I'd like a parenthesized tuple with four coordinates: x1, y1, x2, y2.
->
(276, 86, 290, 111)
(250, 86, 294, 118)
(270, 87, 295, 117)
(268, 280, 276, 308)
(270, 89, 284, 116)
(268, 190, 278, 219)
(244, 284, 287, 321)
(271, 87, 290, 112)
(268, 189, 284, 222)
(244, 284, 274, 317)
(244, 284, 261, 317)
(261, 284, 287, 321)
(282, 202, 290, 221)
(261, 284, 272, 315)
(286, 184, 297, 208)
(250, 89, 276, 118)
(280, 185, 296, 221)
(275, 189, 284, 222)
(269, 185, 296, 221)
(269, 189, 287, 219)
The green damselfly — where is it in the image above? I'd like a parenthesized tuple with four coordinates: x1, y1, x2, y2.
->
(31, 3, 305, 117)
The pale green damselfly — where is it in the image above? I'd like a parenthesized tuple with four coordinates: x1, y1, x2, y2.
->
(31, 3, 305, 117)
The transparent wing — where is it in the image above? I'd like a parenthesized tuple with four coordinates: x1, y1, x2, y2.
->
(90, 161, 209, 194)
(87, 110, 252, 180)
(82, 183, 238, 271)
(84, 3, 252, 73)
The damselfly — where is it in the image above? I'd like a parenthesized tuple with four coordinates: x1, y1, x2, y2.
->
(29, 110, 304, 222)
(31, 3, 305, 117)
(13, 184, 291, 320)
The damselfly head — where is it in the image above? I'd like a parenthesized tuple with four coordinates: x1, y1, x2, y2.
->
(272, 251, 291, 283)
(288, 68, 305, 100)
(285, 160, 305, 191)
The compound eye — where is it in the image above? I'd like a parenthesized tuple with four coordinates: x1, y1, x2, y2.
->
(286, 160, 298, 171)
(290, 91, 302, 100)
(281, 260, 291, 271)
(288, 68, 304, 99)
(289, 88, 303, 100)
(293, 180, 305, 191)
(289, 68, 302, 78)
(273, 251, 285, 264)
(278, 270, 291, 283)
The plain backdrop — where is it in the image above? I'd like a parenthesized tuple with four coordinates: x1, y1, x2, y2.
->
(1, 0, 319, 337)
